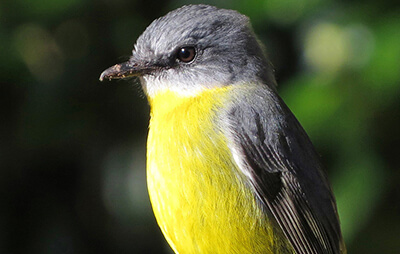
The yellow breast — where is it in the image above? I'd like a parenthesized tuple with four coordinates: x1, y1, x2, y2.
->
(146, 87, 292, 254)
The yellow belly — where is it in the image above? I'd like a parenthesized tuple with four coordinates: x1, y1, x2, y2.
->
(146, 87, 292, 253)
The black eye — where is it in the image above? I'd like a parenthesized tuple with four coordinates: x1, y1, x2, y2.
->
(177, 47, 196, 63)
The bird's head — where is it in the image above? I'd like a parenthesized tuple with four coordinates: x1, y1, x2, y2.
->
(100, 5, 276, 97)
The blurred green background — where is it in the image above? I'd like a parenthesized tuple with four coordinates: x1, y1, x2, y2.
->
(1, 0, 399, 253)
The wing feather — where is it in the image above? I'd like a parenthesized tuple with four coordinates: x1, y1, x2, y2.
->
(225, 86, 346, 254)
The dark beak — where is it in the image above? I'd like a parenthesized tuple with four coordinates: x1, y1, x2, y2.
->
(99, 61, 153, 81)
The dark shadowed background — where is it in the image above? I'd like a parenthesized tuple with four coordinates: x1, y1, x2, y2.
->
(1, 0, 399, 253)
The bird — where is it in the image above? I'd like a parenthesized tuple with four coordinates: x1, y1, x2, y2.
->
(100, 4, 346, 254)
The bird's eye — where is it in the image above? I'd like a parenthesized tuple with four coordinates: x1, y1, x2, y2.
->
(177, 47, 196, 63)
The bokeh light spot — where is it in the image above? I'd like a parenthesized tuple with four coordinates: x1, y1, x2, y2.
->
(344, 24, 374, 69)
(102, 144, 149, 222)
(13, 23, 64, 82)
(304, 22, 348, 74)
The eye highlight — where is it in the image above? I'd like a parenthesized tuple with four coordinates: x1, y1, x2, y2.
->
(177, 47, 196, 63)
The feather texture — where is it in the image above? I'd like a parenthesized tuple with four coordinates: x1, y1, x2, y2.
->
(225, 84, 346, 254)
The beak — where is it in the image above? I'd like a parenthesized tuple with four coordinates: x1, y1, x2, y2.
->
(99, 61, 154, 81)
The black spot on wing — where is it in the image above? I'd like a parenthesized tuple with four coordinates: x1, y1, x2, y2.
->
(240, 130, 282, 201)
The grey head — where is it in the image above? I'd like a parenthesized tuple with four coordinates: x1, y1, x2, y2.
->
(100, 4, 277, 97)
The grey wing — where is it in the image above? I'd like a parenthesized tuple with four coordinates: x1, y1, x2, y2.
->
(225, 87, 346, 254)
